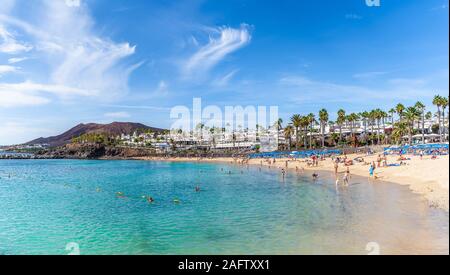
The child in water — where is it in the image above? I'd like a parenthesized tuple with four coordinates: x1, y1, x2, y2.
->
(312, 172, 319, 180)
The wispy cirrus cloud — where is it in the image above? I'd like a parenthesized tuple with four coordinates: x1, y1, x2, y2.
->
(280, 73, 447, 107)
(7, 56, 28, 64)
(0, 121, 54, 145)
(0, 24, 33, 54)
(152, 80, 169, 97)
(0, 64, 18, 76)
(0, 81, 95, 107)
(104, 111, 131, 119)
(0, 0, 140, 107)
(353, 71, 387, 79)
(214, 69, 240, 87)
(65, 0, 80, 8)
(182, 24, 251, 78)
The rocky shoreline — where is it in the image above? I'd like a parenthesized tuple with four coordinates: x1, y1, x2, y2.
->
(1, 143, 251, 160)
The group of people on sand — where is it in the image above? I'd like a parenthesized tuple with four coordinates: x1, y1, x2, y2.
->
(309, 155, 319, 167)
(332, 158, 351, 186)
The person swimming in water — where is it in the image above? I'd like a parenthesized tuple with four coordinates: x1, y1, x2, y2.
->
(312, 172, 319, 180)
(146, 196, 155, 203)
(195, 186, 201, 192)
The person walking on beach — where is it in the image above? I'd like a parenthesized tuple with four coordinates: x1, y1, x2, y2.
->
(377, 155, 382, 168)
(369, 162, 376, 180)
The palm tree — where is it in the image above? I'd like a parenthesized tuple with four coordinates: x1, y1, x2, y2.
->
(346, 114, 354, 139)
(389, 108, 396, 126)
(369, 110, 377, 145)
(396, 103, 405, 122)
(307, 113, 315, 149)
(291, 114, 302, 150)
(337, 109, 346, 144)
(345, 113, 354, 146)
(433, 95, 443, 142)
(441, 96, 449, 141)
(392, 121, 408, 145)
(360, 111, 370, 142)
(426, 111, 433, 137)
(319, 109, 329, 148)
(196, 123, 205, 143)
(300, 116, 310, 148)
(275, 118, 283, 150)
(380, 110, 388, 144)
(284, 125, 294, 150)
(373, 109, 384, 145)
(415, 101, 426, 144)
(210, 127, 217, 148)
(404, 106, 420, 145)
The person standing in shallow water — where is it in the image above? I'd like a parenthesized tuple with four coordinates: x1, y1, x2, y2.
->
(369, 162, 376, 180)
(343, 169, 350, 186)
(334, 159, 339, 175)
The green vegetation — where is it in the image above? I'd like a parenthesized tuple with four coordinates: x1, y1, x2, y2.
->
(71, 133, 119, 146)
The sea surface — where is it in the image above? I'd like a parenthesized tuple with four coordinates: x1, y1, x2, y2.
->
(0, 159, 448, 255)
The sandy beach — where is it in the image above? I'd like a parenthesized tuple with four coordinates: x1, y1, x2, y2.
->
(135, 153, 449, 212)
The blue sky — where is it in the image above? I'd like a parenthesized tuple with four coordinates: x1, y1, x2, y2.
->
(0, 0, 448, 145)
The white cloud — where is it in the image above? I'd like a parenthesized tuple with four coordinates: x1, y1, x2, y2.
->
(279, 75, 445, 105)
(431, 3, 449, 11)
(0, 81, 93, 107)
(0, 0, 140, 102)
(183, 24, 251, 78)
(148, 80, 170, 98)
(0, 24, 33, 54)
(8, 57, 28, 64)
(0, 90, 49, 108)
(65, 0, 81, 8)
(0, 121, 54, 145)
(353, 71, 387, 79)
(0, 0, 15, 14)
(214, 69, 239, 87)
(104, 111, 131, 119)
(0, 64, 18, 76)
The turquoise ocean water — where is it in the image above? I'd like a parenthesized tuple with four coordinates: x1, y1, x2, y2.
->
(0, 159, 448, 255)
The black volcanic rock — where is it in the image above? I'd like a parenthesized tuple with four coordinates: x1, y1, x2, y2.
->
(34, 143, 157, 159)
(26, 122, 165, 147)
